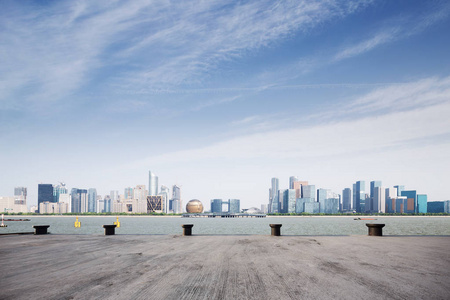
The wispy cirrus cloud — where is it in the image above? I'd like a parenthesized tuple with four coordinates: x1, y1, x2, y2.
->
(0, 0, 373, 111)
(333, 2, 450, 62)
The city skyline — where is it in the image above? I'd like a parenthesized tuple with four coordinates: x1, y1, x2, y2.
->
(1, 1, 450, 208)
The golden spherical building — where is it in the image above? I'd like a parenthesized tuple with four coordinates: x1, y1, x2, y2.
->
(186, 199, 204, 213)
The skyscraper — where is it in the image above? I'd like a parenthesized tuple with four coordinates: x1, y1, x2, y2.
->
(417, 194, 427, 213)
(372, 186, 385, 213)
(355, 181, 365, 213)
(14, 187, 27, 205)
(159, 185, 170, 213)
(148, 171, 159, 196)
(228, 199, 240, 213)
(88, 188, 97, 213)
(124, 187, 133, 199)
(369, 181, 382, 212)
(71, 188, 87, 213)
(394, 185, 405, 196)
(172, 185, 181, 213)
(269, 178, 279, 213)
(401, 190, 417, 214)
(53, 183, 68, 203)
(289, 176, 298, 189)
(211, 199, 223, 213)
(38, 184, 53, 213)
(342, 188, 352, 211)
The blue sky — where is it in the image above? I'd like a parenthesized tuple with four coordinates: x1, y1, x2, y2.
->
(1, 0, 450, 208)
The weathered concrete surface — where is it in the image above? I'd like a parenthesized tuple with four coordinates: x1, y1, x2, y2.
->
(0, 235, 449, 300)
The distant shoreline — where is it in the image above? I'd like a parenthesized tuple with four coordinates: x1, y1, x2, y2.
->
(10, 214, 450, 218)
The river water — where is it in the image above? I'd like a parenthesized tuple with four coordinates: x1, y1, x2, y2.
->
(1, 216, 449, 235)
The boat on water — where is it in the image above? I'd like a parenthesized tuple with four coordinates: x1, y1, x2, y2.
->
(354, 217, 377, 220)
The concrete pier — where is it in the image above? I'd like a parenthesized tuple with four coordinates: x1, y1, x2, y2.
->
(0, 235, 449, 299)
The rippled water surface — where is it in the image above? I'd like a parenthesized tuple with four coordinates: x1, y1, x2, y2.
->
(1, 216, 449, 235)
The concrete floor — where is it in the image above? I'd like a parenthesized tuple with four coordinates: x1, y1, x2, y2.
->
(0, 234, 449, 300)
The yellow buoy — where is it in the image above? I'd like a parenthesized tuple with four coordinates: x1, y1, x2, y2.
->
(74, 216, 81, 228)
(113, 216, 120, 228)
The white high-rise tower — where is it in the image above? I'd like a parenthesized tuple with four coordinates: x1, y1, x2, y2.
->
(149, 171, 159, 196)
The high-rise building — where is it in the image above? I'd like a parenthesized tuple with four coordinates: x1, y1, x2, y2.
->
(293, 181, 308, 199)
(394, 185, 405, 196)
(289, 176, 298, 189)
(133, 185, 148, 213)
(38, 184, 54, 213)
(369, 181, 382, 212)
(147, 195, 163, 213)
(417, 194, 427, 213)
(148, 171, 159, 196)
(53, 183, 68, 203)
(355, 181, 365, 213)
(71, 189, 87, 213)
(282, 189, 296, 213)
(317, 188, 332, 213)
(124, 187, 133, 199)
(104, 195, 111, 213)
(372, 186, 385, 213)
(159, 185, 170, 213)
(171, 185, 181, 213)
(400, 190, 417, 214)
(14, 187, 27, 205)
(210, 199, 223, 213)
(342, 188, 352, 211)
(88, 188, 97, 213)
(110, 190, 119, 201)
(269, 178, 279, 213)
(228, 199, 240, 214)
(301, 185, 316, 200)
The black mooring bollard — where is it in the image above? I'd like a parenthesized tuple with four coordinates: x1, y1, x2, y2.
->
(366, 223, 385, 236)
(182, 224, 194, 236)
(33, 225, 50, 235)
(269, 224, 282, 236)
(103, 224, 117, 235)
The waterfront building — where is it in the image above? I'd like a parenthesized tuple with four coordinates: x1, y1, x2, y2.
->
(372, 186, 385, 213)
(133, 185, 148, 213)
(172, 185, 182, 213)
(355, 181, 365, 213)
(317, 188, 333, 213)
(293, 180, 308, 199)
(369, 181, 382, 212)
(110, 190, 119, 201)
(385, 187, 398, 200)
(289, 176, 298, 189)
(211, 199, 223, 213)
(53, 183, 68, 203)
(147, 195, 164, 213)
(228, 199, 240, 214)
(159, 185, 170, 214)
(148, 171, 159, 196)
(394, 185, 405, 196)
(295, 197, 315, 213)
(59, 194, 71, 212)
(39, 201, 68, 214)
(323, 198, 339, 214)
(342, 188, 352, 211)
(427, 201, 450, 213)
(38, 184, 54, 213)
(304, 202, 320, 214)
(88, 188, 97, 213)
(282, 189, 296, 213)
(124, 187, 133, 199)
(352, 183, 356, 211)
(14, 187, 27, 205)
(104, 195, 111, 213)
(301, 185, 316, 200)
(417, 194, 428, 213)
(401, 190, 417, 214)
(71, 188, 87, 213)
(0, 196, 27, 213)
(269, 178, 279, 213)
(261, 204, 268, 214)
